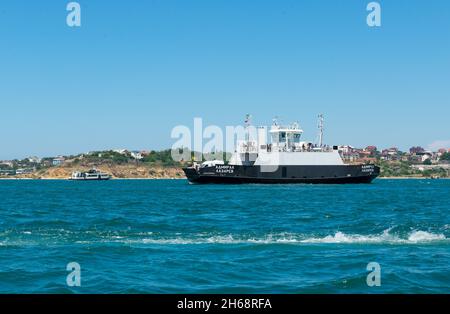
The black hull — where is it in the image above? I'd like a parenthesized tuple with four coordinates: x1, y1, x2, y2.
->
(183, 164, 380, 184)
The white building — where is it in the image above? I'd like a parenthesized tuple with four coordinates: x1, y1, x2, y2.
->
(52, 156, 65, 166)
(338, 145, 354, 154)
(0, 161, 14, 168)
(113, 149, 129, 155)
(27, 156, 41, 163)
(130, 151, 143, 160)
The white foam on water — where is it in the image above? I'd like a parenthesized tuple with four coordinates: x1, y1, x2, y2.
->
(1, 229, 447, 246)
(125, 230, 448, 245)
(407, 231, 446, 242)
(300, 229, 396, 244)
(75, 241, 91, 244)
(139, 235, 243, 245)
(299, 230, 447, 244)
(140, 238, 198, 245)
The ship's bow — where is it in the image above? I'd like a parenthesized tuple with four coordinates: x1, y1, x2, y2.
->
(182, 167, 200, 183)
(364, 164, 380, 182)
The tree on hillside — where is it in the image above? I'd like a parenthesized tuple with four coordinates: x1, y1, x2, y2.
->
(440, 152, 450, 161)
(423, 158, 432, 165)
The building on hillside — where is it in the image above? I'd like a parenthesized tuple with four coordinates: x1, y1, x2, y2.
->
(113, 149, 129, 155)
(0, 169, 15, 176)
(0, 161, 14, 168)
(27, 156, 41, 164)
(407, 154, 422, 164)
(409, 146, 425, 155)
(381, 147, 399, 161)
(52, 156, 65, 166)
(357, 149, 371, 159)
(130, 151, 144, 160)
(338, 145, 354, 154)
(419, 152, 433, 163)
(341, 151, 360, 162)
(365, 146, 378, 155)
(337, 145, 358, 162)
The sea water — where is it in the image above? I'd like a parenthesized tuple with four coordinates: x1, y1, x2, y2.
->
(0, 179, 448, 293)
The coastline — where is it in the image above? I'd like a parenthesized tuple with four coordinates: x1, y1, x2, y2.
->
(2, 176, 448, 181)
(0, 177, 186, 180)
(0, 164, 186, 180)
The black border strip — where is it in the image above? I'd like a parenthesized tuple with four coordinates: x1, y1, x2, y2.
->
(1, 294, 448, 312)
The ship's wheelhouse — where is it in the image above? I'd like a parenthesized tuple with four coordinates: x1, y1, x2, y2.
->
(269, 123, 303, 152)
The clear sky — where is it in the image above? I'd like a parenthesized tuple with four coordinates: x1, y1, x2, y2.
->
(1, 0, 449, 159)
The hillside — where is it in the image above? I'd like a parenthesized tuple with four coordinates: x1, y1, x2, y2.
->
(13, 164, 184, 180)
(5, 150, 187, 179)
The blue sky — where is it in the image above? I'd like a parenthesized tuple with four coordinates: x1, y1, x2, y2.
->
(0, 0, 449, 159)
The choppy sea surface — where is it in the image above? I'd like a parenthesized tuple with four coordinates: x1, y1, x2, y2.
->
(0, 179, 449, 293)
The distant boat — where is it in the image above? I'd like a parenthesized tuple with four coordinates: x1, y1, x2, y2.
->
(69, 169, 111, 181)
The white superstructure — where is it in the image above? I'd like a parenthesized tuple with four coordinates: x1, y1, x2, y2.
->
(228, 115, 344, 166)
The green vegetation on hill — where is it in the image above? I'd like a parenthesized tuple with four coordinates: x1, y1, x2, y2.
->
(377, 160, 418, 177)
(82, 151, 132, 165)
(377, 160, 449, 178)
(141, 150, 179, 166)
(440, 152, 450, 161)
(423, 159, 432, 165)
(79, 150, 183, 167)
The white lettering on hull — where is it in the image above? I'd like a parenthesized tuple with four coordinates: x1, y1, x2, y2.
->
(215, 165, 235, 174)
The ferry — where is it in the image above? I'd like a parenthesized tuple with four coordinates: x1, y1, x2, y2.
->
(183, 115, 380, 184)
(69, 169, 111, 181)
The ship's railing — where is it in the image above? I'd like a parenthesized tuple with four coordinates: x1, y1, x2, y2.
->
(266, 143, 334, 153)
(238, 142, 334, 153)
(292, 146, 334, 153)
(237, 141, 258, 153)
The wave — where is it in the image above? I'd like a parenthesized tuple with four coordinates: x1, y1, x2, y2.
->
(134, 230, 448, 245)
(1, 230, 447, 247)
(299, 230, 446, 244)
(407, 231, 446, 242)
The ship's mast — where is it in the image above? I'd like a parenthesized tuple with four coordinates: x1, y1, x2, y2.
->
(318, 114, 324, 147)
(244, 114, 252, 142)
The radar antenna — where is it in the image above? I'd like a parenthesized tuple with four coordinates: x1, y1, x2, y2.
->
(272, 116, 279, 126)
(244, 114, 252, 128)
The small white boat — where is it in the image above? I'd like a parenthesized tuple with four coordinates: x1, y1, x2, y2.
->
(69, 169, 111, 181)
